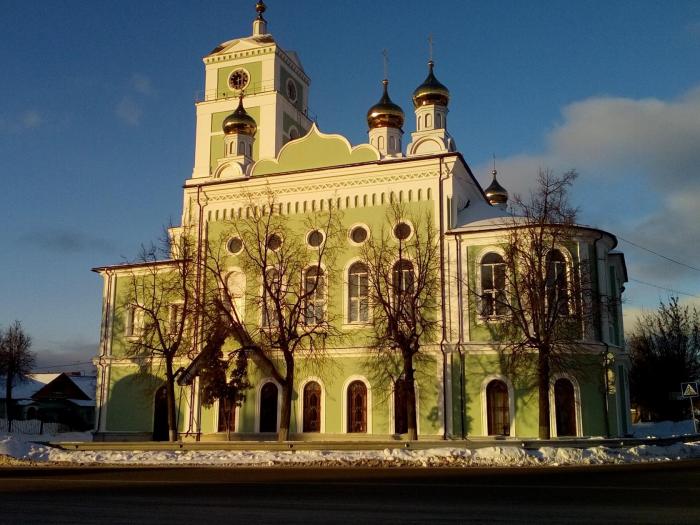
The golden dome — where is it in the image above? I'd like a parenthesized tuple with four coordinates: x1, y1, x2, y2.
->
(223, 96, 257, 136)
(485, 169, 508, 206)
(367, 80, 405, 130)
(412, 60, 450, 108)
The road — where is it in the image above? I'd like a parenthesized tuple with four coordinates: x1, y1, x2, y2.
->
(0, 461, 699, 524)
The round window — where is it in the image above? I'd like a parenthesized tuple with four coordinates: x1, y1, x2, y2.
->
(227, 237, 243, 255)
(266, 233, 282, 251)
(350, 225, 369, 244)
(393, 222, 412, 241)
(307, 229, 324, 248)
(228, 69, 250, 91)
(286, 78, 298, 103)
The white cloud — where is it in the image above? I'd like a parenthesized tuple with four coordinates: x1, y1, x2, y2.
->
(115, 97, 141, 126)
(131, 73, 154, 95)
(0, 109, 43, 133)
(476, 85, 700, 286)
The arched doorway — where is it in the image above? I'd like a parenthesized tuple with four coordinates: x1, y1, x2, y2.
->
(394, 378, 408, 435)
(554, 378, 577, 436)
(217, 399, 236, 434)
(302, 381, 321, 433)
(259, 382, 278, 433)
(347, 380, 367, 433)
(486, 380, 510, 436)
(153, 385, 169, 441)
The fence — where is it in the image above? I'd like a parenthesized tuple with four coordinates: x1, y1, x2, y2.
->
(0, 418, 71, 435)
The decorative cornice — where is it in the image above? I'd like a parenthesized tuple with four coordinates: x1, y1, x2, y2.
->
(204, 169, 439, 203)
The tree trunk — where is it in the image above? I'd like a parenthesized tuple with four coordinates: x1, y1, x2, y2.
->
(165, 357, 178, 442)
(404, 353, 418, 441)
(278, 359, 294, 442)
(538, 348, 551, 439)
(5, 372, 12, 433)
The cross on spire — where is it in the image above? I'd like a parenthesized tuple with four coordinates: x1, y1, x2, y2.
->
(428, 34, 434, 61)
(382, 49, 389, 80)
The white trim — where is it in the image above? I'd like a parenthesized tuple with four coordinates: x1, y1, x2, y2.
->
(228, 67, 250, 92)
(480, 375, 516, 436)
(548, 373, 583, 437)
(474, 246, 508, 323)
(255, 378, 282, 433)
(391, 218, 415, 242)
(341, 375, 372, 434)
(296, 376, 326, 433)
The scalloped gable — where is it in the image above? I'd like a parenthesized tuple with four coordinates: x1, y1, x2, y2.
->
(251, 124, 380, 177)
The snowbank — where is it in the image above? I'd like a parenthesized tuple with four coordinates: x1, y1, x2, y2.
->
(1, 434, 700, 467)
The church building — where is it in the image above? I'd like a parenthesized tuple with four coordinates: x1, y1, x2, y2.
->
(93, 2, 631, 441)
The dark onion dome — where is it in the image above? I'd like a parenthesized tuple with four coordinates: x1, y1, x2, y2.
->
(412, 60, 450, 108)
(367, 79, 405, 130)
(485, 169, 508, 206)
(223, 96, 257, 136)
(256, 1, 267, 20)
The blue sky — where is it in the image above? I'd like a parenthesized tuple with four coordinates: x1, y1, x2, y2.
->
(1, 1, 699, 372)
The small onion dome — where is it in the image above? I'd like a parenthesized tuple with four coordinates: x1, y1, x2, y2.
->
(412, 60, 450, 108)
(367, 79, 405, 130)
(223, 96, 257, 136)
(256, 1, 267, 20)
(485, 169, 508, 206)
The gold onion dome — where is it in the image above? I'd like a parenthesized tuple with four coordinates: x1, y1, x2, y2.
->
(367, 80, 405, 130)
(223, 96, 257, 136)
(485, 169, 508, 205)
(256, 1, 266, 19)
(412, 60, 450, 108)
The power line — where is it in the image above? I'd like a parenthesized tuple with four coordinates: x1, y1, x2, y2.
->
(33, 360, 95, 370)
(617, 236, 700, 273)
(629, 278, 700, 299)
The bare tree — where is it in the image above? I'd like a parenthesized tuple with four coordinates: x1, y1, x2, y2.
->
(205, 193, 341, 441)
(0, 321, 35, 431)
(474, 170, 592, 439)
(361, 202, 440, 440)
(123, 226, 197, 442)
(629, 297, 700, 422)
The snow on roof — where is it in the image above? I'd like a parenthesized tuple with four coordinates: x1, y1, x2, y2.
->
(452, 198, 512, 233)
(69, 376, 97, 401)
(67, 399, 95, 408)
(0, 374, 61, 400)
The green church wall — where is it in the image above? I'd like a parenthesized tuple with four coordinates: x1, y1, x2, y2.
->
(279, 66, 304, 112)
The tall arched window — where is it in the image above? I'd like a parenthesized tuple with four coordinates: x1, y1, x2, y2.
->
(554, 378, 577, 436)
(259, 382, 278, 433)
(546, 249, 569, 315)
(304, 266, 325, 324)
(226, 269, 246, 320)
(262, 268, 281, 328)
(392, 260, 414, 313)
(480, 252, 507, 317)
(486, 380, 510, 436)
(436, 113, 442, 128)
(347, 380, 367, 433)
(303, 381, 322, 432)
(348, 262, 369, 323)
(394, 378, 408, 435)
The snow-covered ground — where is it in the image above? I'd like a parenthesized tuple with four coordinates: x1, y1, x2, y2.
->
(0, 421, 697, 468)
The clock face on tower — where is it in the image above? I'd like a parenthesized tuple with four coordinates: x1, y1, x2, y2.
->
(228, 69, 250, 91)
(286, 78, 298, 103)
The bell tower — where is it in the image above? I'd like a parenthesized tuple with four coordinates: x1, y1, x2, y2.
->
(190, 1, 313, 180)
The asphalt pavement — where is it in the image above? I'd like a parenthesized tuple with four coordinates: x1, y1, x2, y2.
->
(0, 460, 699, 524)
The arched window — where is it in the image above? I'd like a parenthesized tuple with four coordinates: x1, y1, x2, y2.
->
(217, 399, 236, 433)
(304, 266, 325, 325)
(436, 113, 442, 128)
(392, 260, 414, 313)
(486, 380, 510, 436)
(348, 262, 369, 323)
(347, 380, 367, 433)
(394, 378, 408, 435)
(303, 381, 322, 432)
(554, 378, 577, 436)
(378, 136, 385, 151)
(546, 250, 569, 315)
(425, 114, 432, 129)
(259, 382, 278, 432)
(262, 268, 281, 328)
(225, 269, 246, 320)
(480, 252, 507, 317)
